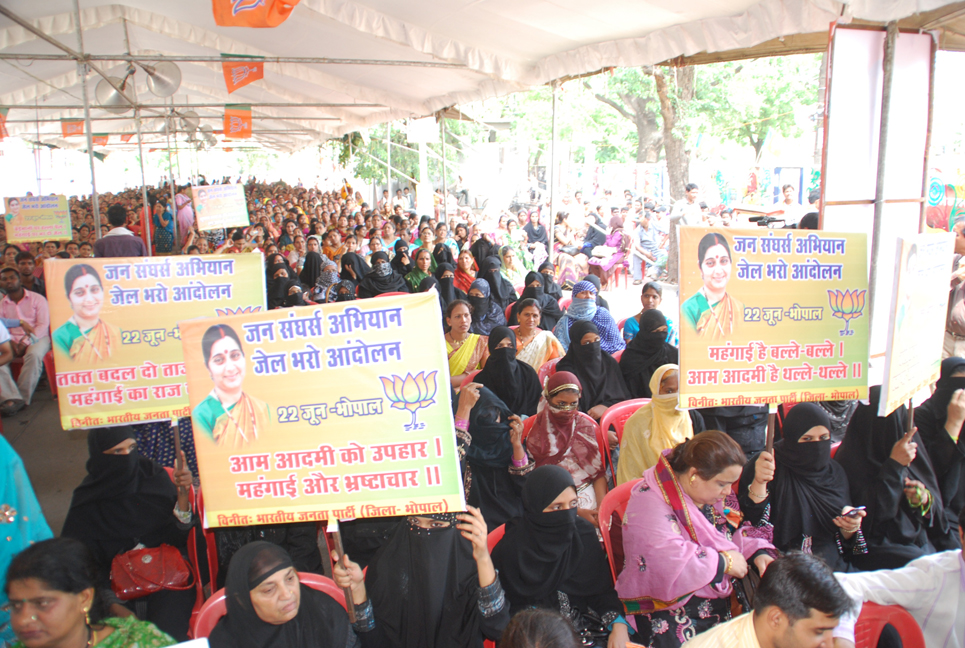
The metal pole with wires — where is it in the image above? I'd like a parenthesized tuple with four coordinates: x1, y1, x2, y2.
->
(74, 0, 100, 239)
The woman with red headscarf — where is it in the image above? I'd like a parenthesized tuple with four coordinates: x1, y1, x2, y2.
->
(512, 371, 607, 528)
(454, 249, 477, 294)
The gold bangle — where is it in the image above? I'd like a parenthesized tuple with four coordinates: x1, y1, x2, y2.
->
(722, 551, 733, 575)
(750, 488, 767, 500)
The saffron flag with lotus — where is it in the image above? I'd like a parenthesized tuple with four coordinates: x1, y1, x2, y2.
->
(179, 293, 465, 527)
(678, 226, 869, 408)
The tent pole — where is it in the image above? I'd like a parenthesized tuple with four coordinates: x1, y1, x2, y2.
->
(442, 117, 448, 213)
(124, 17, 152, 256)
(164, 100, 178, 250)
(549, 81, 558, 267)
(74, 0, 100, 239)
(868, 21, 898, 338)
(135, 108, 153, 256)
(386, 121, 392, 200)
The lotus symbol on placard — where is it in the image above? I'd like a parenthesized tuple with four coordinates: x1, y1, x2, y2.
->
(827, 289, 866, 336)
(380, 371, 437, 431)
(215, 306, 262, 317)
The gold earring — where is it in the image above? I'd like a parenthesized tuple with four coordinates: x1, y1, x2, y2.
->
(84, 607, 91, 626)
(690, 474, 696, 484)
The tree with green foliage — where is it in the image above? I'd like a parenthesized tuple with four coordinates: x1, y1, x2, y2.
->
(692, 56, 820, 161)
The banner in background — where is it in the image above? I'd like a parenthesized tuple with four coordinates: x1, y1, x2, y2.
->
(45, 255, 266, 429)
(879, 233, 954, 416)
(192, 184, 249, 231)
(678, 227, 869, 407)
(61, 119, 83, 137)
(4, 195, 71, 243)
(179, 293, 464, 527)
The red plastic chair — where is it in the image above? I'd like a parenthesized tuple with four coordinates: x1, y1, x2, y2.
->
(460, 369, 481, 389)
(192, 573, 349, 638)
(537, 357, 560, 386)
(558, 296, 572, 310)
(43, 350, 57, 397)
(599, 478, 643, 582)
(504, 302, 514, 322)
(375, 291, 408, 298)
(197, 489, 220, 590)
(611, 349, 624, 362)
(161, 468, 205, 635)
(854, 602, 925, 648)
(830, 441, 841, 459)
(617, 318, 628, 333)
(600, 399, 652, 449)
(486, 524, 505, 552)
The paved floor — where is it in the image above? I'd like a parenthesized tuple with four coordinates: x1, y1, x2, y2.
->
(6, 280, 679, 537)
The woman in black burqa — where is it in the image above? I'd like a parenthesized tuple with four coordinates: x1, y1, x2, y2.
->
(913, 356, 965, 546)
(474, 327, 542, 417)
(739, 403, 866, 572)
(490, 465, 629, 646)
(209, 542, 372, 648)
(462, 385, 528, 530)
(61, 426, 195, 640)
(836, 386, 960, 569)
(556, 320, 630, 419)
(620, 309, 678, 398)
(334, 509, 510, 648)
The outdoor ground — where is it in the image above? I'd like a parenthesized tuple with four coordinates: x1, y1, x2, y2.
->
(5, 280, 677, 535)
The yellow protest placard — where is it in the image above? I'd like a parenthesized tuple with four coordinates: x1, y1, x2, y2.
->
(192, 184, 249, 231)
(179, 293, 464, 527)
(678, 227, 869, 407)
(879, 233, 954, 416)
(4, 195, 71, 243)
(44, 255, 266, 429)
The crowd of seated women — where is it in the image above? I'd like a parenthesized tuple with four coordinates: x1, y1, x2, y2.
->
(7, 186, 965, 647)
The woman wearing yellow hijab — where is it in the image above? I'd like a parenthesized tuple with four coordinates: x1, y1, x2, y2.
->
(616, 364, 704, 484)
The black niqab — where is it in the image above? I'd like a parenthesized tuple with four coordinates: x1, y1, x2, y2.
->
(366, 516, 481, 648)
(763, 404, 849, 551)
(470, 237, 495, 269)
(433, 243, 455, 267)
(391, 240, 413, 276)
(299, 251, 323, 287)
(512, 272, 562, 330)
(465, 387, 515, 468)
(620, 309, 678, 398)
(432, 263, 465, 309)
(490, 466, 611, 610)
(556, 320, 630, 412)
(340, 252, 371, 282)
(61, 427, 178, 568)
(837, 386, 951, 545)
(209, 542, 350, 648)
(479, 257, 517, 310)
(538, 262, 563, 301)
(475, 327, 542, 416)
(358, 251, 409, 298)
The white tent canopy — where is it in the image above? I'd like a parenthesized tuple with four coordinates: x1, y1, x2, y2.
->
(0, 0, 960, 151)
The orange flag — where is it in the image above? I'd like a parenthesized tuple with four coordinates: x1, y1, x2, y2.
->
(121, 133, 134, 143)
(0, 108, 8, 140)
(92, 134, 109, 146)
(212, 0, 301, 27)
(223, 104, 252, 139)
(222, 54, 264, 93)
(61, 119, 84, 137)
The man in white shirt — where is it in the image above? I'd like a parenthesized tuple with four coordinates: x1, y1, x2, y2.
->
(684, 554, 852, 648)
(671, 183, 703, 226)
(832, 510, 965, 648)
(775, 184, 807, 227)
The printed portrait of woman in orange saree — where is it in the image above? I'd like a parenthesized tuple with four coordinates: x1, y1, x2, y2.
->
(193, 323, 271, 449)
(681, 233, 744, 340)
(51, 264, 123, 363)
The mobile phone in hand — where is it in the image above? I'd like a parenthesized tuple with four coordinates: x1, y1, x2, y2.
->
(843, 506, 866, 518)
